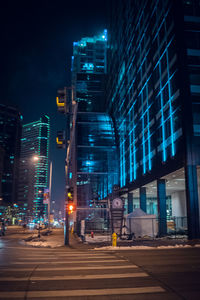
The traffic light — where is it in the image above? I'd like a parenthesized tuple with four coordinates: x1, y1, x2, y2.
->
(66, 187, 75, 214)
(56, 88, 68, 114)
(66, 203, 76, 214)
(67, 187, 74, 202)
(56, 131, 65, 149)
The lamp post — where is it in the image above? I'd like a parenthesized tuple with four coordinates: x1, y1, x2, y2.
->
(48, 161, 52, 229)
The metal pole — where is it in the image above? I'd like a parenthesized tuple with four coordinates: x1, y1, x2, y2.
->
(64, 208, 69, 245)
(64, 98, 78, 246)
(48, 161, 52, 229)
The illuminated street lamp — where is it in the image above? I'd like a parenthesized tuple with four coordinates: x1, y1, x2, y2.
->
(33, 155, 39, 162)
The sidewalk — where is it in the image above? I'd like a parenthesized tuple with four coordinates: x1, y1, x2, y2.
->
(20, 228, 200, 250)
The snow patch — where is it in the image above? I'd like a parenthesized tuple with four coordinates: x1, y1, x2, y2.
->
(85, 234, 111, 243)
(94, 244, 200, 250)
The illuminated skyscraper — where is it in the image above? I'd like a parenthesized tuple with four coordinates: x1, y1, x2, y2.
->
(18, 115, 50, 220)
(107, 0, 200, 239)
(0, 104, 22, 209)
(69, 31, 118, 222)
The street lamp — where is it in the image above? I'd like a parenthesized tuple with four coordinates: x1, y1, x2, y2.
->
(48, 161, 52, 229)
(33, 156, 39, 162)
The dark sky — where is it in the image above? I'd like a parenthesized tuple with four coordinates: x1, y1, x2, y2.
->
(0, 0, 108, 217)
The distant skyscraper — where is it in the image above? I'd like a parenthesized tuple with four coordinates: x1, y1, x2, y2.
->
(69, 31, 118, 218)
(107, 0, 200, 239)
(18, 115, 50, 220)
(0, 104, 22, 209)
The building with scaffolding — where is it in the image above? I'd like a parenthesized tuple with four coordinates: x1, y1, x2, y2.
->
(106, 0, 200, 239)
(18, 115, 50, 221)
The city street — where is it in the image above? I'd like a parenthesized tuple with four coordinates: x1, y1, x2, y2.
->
(0, 228, 200, 299)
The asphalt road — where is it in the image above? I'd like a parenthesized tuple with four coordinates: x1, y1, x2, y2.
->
(0, 228, 200, 299)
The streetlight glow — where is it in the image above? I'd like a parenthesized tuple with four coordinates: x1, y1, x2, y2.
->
(33, 155, 39, 161)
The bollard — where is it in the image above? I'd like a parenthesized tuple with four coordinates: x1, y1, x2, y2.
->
(112, 232, 117, 247)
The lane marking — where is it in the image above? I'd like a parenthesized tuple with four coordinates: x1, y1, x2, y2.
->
(0, 265, 138, 271)
(0, 272, 148, 281)
(11, 259, 125, 265)
(0, 286, 166, 298)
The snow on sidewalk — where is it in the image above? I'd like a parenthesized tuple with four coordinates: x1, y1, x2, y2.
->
(94, 244, 200, 251)
(20, 231, 200, 250)
(20, 229, 64, 248)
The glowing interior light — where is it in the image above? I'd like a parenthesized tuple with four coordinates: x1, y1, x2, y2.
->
(83, 63, 94, 70)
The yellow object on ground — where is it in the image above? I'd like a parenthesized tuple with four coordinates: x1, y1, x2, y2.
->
(112, 232, 117, 247)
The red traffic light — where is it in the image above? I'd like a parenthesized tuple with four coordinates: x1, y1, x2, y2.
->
(66, 203, 76, 214)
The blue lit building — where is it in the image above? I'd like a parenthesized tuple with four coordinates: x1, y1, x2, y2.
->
(18, 115, 50, 221)
(0, 104, 22, 209)
(70, 32, 118, 221)
(107, 0, 200, 239)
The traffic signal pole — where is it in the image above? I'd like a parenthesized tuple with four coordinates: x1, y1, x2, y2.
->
(56, 87, 77, 246)
(64, 96, 78, 246)
(64, 209, 69, 245)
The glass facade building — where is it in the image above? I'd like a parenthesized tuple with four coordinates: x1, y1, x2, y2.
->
(18, 115, 50, 220)
(0, 104, 22, 208)
(107, 0, 200, 239)
(70, 32, 118, 217)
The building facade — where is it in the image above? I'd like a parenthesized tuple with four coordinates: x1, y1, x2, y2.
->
(18, 115, 50, 221)
(107, 0, 200, 238)
(0, 104, 22, 212)
(70, 32, 118, 222)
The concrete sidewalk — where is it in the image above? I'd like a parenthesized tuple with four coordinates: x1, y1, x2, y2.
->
(18, 226, 200, 249)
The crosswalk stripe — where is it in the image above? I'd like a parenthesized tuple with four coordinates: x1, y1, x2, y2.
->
(12, 259, 125, 265)
(17, 255, 114, 260)
(21, 253, 110, 256)
(0, 265, 138, 271)
(0, 272, 148, 281)
(0, 286, 166, 298)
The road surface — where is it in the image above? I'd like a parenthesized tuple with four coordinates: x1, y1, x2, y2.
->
(0, 227, 200, 299)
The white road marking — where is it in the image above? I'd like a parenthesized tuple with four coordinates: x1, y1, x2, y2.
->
(4, 246, 56, 251)
(17, 255, 114, 260)
(0, 265, 138, 271)
(0, 272, 148, 281)
(12, 259, 125, 265)
(0, 286, 166, 298)
(22, 253, 110, 256)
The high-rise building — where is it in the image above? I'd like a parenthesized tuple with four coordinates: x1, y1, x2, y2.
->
(0, 104, 22, 210)
(69, 31, 118, 222)
(107, 0, 200, 239)
(18, 115, 50, 221)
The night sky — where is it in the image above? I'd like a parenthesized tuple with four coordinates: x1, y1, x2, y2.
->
(0, 0, 108, 216)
